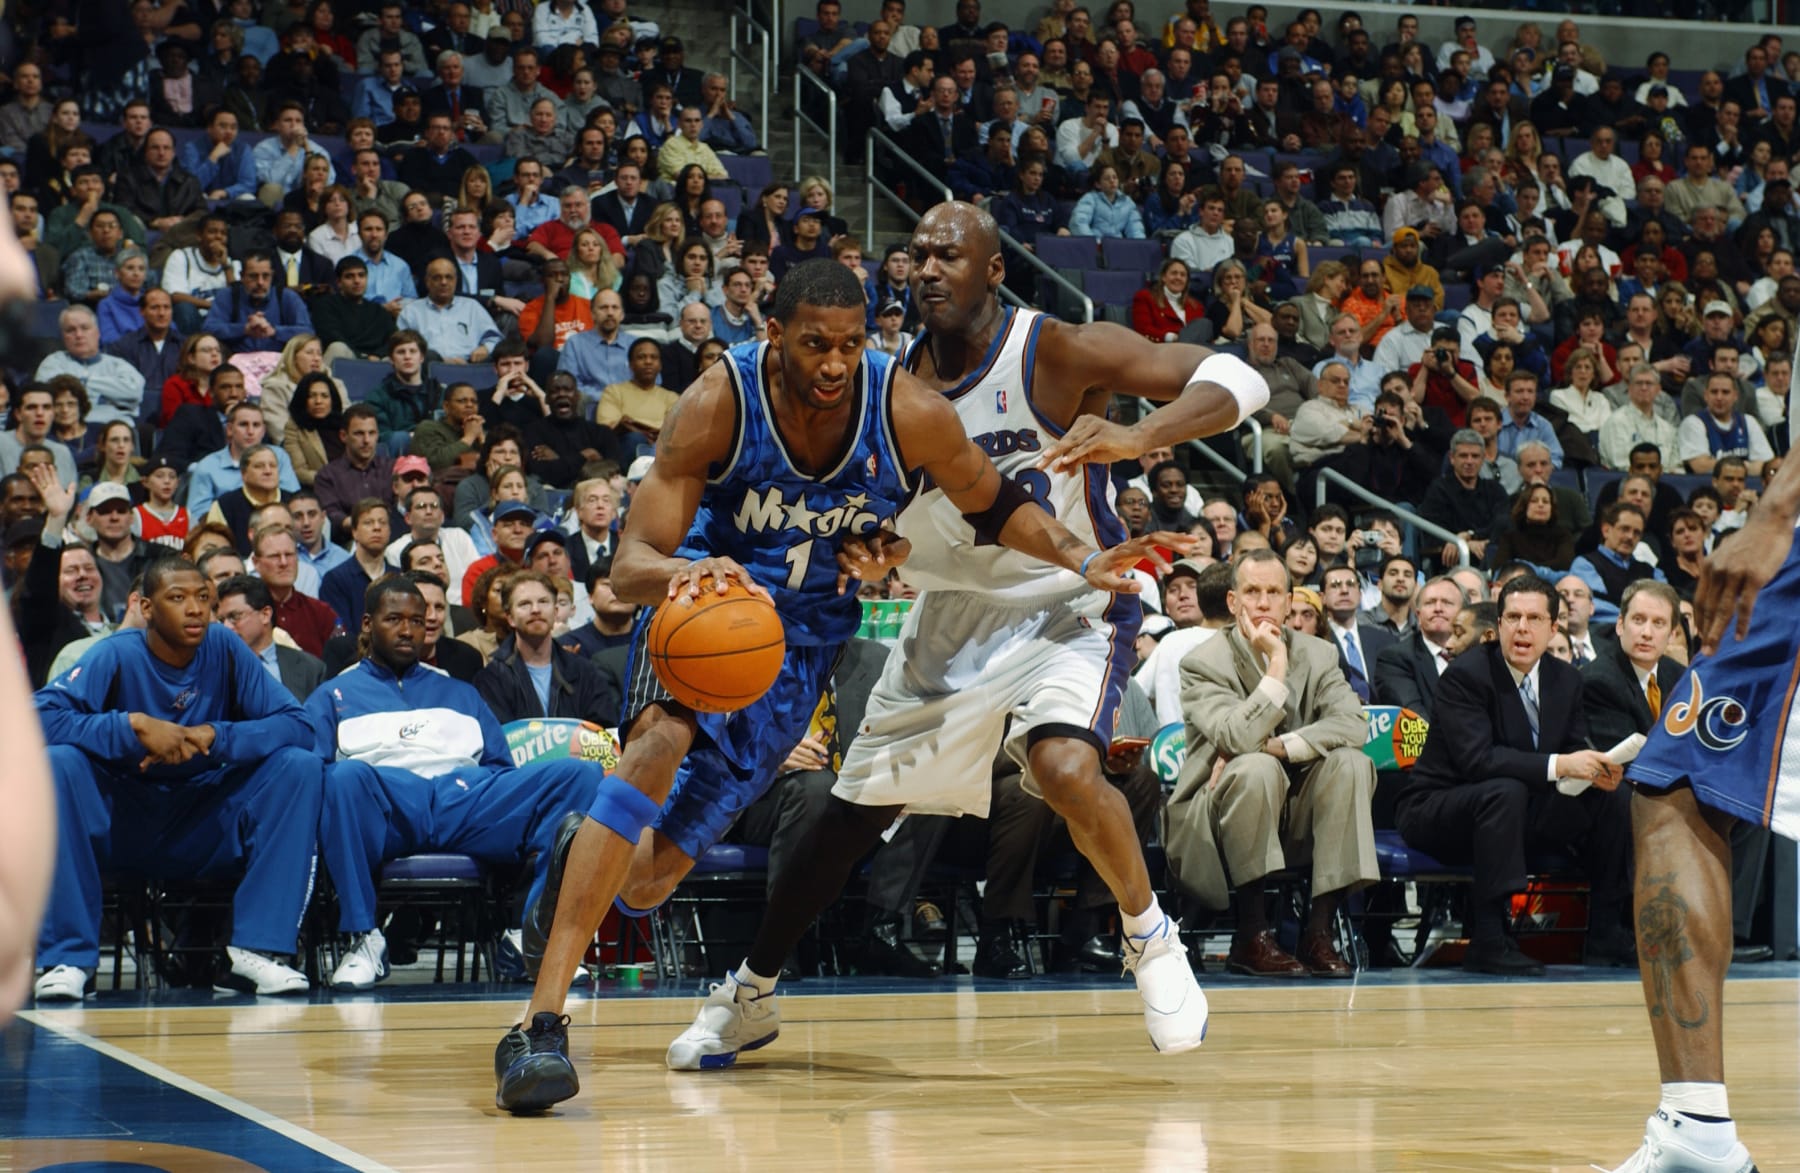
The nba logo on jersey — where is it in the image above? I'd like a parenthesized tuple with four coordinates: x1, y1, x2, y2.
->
(995, 385, 1008, 413)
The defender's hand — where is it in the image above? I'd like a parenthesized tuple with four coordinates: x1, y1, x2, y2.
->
(834, 530, 911, 594)
(1037, 415, 1145, 474)
(1079, 532, 1199, 591)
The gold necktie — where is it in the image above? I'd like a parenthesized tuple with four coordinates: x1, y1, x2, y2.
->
(1647, 674, 1661, 721)
(286, 254, 299, 286)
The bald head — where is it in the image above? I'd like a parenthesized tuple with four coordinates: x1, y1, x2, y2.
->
(914, 200, 1001, 261)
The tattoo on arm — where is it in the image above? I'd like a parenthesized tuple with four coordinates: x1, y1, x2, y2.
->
(1638, 872, 1710, 1030)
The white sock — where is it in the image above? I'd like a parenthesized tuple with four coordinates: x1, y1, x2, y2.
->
(1661, 1081, 1730, 1120)
(733, 961, 778, 997)
(1121, 896, 1166, 940)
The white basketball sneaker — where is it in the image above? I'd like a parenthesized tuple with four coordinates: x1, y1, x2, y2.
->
(1601, 1110, 1758, 1172)
(666, 974, 781, 1071)
(33, 965, 93, 1001)
(215, 947, 310, 996)
(1122, 917, 1208, 1054)
(330, 929, 391, 991)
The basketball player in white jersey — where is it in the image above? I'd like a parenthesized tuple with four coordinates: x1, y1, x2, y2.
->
(666, 201, 1271, 1070)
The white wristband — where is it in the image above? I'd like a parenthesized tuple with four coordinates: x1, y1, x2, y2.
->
(1193, 352, 1271, 429)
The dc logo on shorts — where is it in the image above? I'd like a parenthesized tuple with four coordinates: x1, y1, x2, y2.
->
(1663, 670, 1751, 752)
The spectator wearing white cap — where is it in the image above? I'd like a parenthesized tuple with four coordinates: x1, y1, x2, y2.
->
(84, 481, 158, 623)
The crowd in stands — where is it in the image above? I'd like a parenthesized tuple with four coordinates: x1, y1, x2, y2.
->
(9, 0, 1793, 996)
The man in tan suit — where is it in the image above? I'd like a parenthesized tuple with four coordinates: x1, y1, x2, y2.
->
(1167, 548, 1379, 978)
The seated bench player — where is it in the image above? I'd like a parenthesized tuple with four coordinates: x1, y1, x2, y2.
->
(309, 574, 603, 989)
(32, 556, 322, 1000)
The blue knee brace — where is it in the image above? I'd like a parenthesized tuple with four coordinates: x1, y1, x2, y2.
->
(613, 894, 668, 918)
(586, 774, 661, 843)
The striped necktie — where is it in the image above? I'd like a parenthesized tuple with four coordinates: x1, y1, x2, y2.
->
(1519, 673, 1540, 747)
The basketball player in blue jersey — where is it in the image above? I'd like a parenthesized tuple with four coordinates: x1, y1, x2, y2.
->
(1599, 467, 1800, 1170)
(494, 260, 1186, 1112)
(665, 202, 1271, 1072)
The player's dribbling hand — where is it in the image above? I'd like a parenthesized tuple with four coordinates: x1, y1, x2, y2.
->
(1693, 510, 1795, 655)
(1078, 532, 1199, 590)
(1037, 415, 1144, 474)
(834, 530, 911, 594)
(668, 557, 770, 604)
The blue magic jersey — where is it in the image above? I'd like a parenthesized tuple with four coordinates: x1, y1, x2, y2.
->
(678, 341, 914, 646)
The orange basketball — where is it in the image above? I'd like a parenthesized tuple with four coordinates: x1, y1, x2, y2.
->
(647, 577, 787, 713)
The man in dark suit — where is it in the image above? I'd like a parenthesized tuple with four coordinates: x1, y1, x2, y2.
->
(562, 477, 618, 590)
(1319, 564, 1394, 702)
(272, 211, 338, 293)
(901, 75, 978, 184)
(1395, 574, 1633, 976)
(216, 576, 328, 702)
(1580, 579, 1685, 750)
(1374, 575, 1466, 721)
(421, 56, 487, 142)
(590, 163, 655, 244)
(424, 4, 483, 68)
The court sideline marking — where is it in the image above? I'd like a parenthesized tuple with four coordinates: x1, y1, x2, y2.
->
(18, 1009, 401, 1173)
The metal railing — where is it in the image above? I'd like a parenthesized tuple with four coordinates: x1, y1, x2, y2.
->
(793, 67, 836, 196)
(1182, 415, 1261, 482)
(863, 127, 949, 237)
(995, 227, 1093, 324)
(862, 129, 1093, 324)
(727, 12, 771, 155)
(1314, 467, 1471, 568)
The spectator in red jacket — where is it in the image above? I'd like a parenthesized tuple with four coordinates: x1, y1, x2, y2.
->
(1130, 258, 1206, 342)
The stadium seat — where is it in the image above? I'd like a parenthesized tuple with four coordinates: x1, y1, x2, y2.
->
(331, 359, 390, 402)
(371, 853, 495, 982)
(1549, 467, 1583, 493)
(1035, 235, 1099, 270)
(29, 299, 62, 339)
(651, 842, 771, 980)
(715, 184, 743, 221)
(1101, 237, 1163, 276)
(1081, 269, 1145, 307)
(1441, 284, 1473, 311)
(721, 154, 772, 195)
(1661, 473, 1712, 500)
(1585, 468, 1623, 511)
(432, 363, 499, 394)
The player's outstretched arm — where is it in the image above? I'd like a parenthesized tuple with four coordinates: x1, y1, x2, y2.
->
(1694, 452, 1800, 654)
(610, 367, 754, 607)
(892, 373, 1194, 591)
(0, 603, 53, 1022)
(1033, 322, 1269, 472)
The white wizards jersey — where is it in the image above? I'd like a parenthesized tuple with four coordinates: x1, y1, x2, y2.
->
(895, 307, 1126, 599)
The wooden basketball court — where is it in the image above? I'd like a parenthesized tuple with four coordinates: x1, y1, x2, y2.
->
(5, 970, 1799, 1171)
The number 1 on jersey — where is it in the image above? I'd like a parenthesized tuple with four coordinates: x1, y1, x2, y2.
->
(784, 540, 815, 590)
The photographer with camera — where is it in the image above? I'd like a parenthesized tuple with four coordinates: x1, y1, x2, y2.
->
(1407, 328, 1481, 429)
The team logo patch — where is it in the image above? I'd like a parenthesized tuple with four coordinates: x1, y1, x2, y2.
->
(1663, 671, 1751, 752)
(170, 688, 197, 712)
